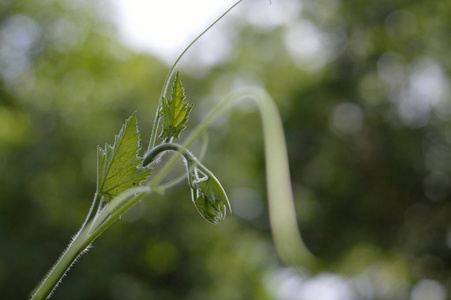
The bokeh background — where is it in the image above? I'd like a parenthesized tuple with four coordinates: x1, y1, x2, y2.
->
(1, 0, 451, 299)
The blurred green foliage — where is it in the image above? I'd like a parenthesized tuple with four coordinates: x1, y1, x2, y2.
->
(1, 0, 451, 299)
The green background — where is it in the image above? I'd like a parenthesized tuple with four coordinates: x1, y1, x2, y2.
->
(1, 0, 451, 299)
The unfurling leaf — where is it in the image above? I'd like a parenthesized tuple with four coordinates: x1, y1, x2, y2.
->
(97, 113, 151, 201)
(159, 72, 193, 140)
(190, 171, 232, 225)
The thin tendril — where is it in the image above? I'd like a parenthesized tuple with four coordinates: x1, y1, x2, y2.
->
(148, 0, 245, 151)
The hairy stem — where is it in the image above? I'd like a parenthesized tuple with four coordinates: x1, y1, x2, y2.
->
(32, 140, 208, 299)
(31, 227, 91, 299)
(31, 86, 316, 299)
(30, 188, 150, 300)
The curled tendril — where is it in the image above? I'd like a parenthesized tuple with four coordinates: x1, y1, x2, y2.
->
(144, 143, 232, 224)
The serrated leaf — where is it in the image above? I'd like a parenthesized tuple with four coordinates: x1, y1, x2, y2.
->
(159, 72, 193, 139)
(190, 172, 232, 225)
(96, 113, 151, 201)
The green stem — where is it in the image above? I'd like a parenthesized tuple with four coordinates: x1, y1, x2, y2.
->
(31, 228, 90, 299)
(32, 1, 247, 296)
(156, 130, 209, 191)
(143, 143, 190, 166)
(30, 189, 149, 300)
(31, 86, 316, 299)
(87, 187, 150, 237)
(143, 142, 213, 179)
(80, 193, 102, 230)
(245, 88, 316, 266)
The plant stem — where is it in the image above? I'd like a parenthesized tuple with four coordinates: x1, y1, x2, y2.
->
(156, 130, 209, 191)
(30, 94, 232, 299)
(30, 188, 149, 300)
(31, 228, 90, 299)
(80, 193, 102, 230)
(143, 143, 193, 167)
(31, 86, 316, 299)
(143, 142, 215, 184)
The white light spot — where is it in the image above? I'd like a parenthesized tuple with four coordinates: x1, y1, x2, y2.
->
(409, 58, 446, 108)
(284, 21, 330, 71)
(410, 279, 446, 300)
(267, 269, 355, 300)
(299, 274, 356, 300)
(111, 0, 239, 63)
(384, 56, 449, 128)
(0, 14, 40, 81)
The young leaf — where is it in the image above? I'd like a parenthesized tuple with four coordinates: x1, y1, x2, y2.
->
(97, 113, 151, 201)
(159, 72, 193, 140)
(190, 172, 232, 225)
